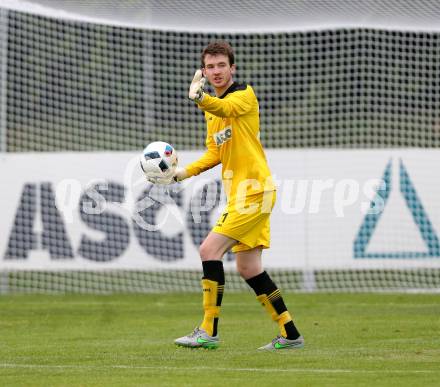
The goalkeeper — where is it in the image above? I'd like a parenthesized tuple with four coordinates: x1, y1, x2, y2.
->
(173, 41, 304, 351)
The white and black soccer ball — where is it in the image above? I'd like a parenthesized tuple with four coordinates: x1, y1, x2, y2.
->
(140, 141, 178, 185)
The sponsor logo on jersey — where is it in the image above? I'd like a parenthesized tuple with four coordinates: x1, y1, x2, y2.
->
(214, 126, 232, 146)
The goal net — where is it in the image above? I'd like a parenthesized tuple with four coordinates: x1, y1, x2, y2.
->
(1, 0, 440, 293)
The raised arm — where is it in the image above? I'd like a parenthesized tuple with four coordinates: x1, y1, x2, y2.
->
(188, 69, 254, 118)
(197, 90, 253, 118)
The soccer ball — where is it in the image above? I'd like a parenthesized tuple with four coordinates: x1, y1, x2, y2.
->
(140, 141, 178, 185)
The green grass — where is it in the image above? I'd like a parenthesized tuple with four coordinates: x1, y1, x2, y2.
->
(0, 293, 439, 386)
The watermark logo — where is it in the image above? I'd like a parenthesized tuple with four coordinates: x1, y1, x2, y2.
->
(51, 155, 390, 233)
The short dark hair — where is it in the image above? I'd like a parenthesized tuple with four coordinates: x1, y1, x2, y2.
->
(201, 41, 235, 67)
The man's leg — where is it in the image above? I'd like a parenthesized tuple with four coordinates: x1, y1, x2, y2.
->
(236, 248, 304, 350)
(174, 232, 236, 348)
(198, 232, 236, 337)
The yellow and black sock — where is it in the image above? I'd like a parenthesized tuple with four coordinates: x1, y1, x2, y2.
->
(199, 260, 224, 337)
(246, 271, 300, 340)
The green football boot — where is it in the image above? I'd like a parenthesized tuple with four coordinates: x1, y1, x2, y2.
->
(258, 335, 305, 351)
(174, 327, 219, 349)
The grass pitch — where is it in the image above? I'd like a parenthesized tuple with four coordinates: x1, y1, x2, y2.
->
(0, 292, 439, 386)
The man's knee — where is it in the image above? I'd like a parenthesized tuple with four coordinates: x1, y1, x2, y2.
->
(236, 260, 258, 278)
(235, 249, 263, 279)
(199, 240, 222, 260)
(236, 260, 249, 278)
(199, 241, 211, 260)
(200, 233, 237, 261)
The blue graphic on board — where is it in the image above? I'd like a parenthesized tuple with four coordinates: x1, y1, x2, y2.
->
(354, 158, 440, 258)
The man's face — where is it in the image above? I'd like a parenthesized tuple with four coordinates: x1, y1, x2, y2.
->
(202, 54, 236, 91)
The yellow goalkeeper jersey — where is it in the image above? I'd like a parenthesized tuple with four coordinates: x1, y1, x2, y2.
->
(185, 82, 275, 202)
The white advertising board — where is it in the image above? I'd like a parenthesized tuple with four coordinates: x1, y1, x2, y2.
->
(1, 149, 440, 270)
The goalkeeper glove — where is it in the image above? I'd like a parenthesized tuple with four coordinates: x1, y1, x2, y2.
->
(173, 167, 188, 182)
(188, 69, 206, 103)
(145, 168, 187, 185)
(145, 175, 173, 185)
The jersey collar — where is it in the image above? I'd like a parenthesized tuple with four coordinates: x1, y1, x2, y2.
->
(219, 82, 247, 99)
